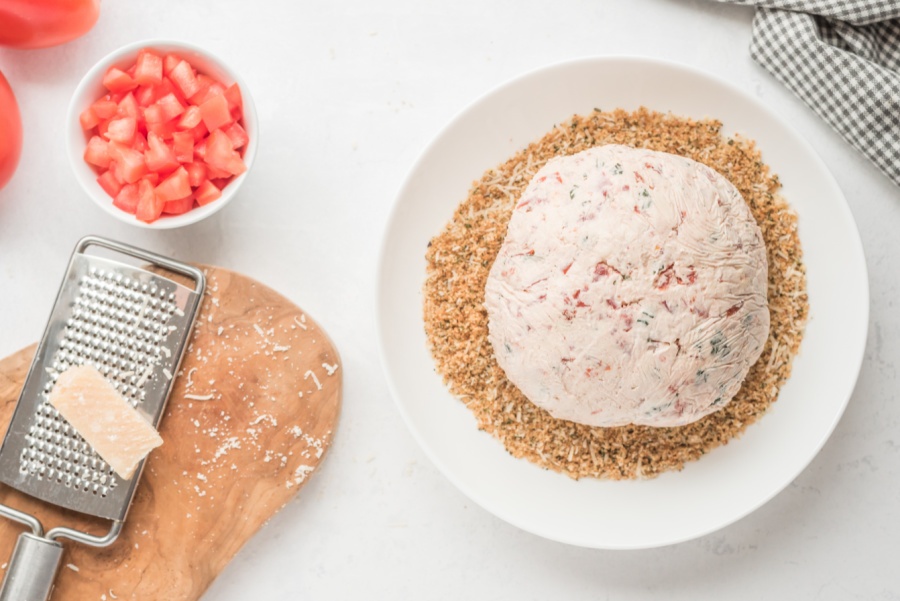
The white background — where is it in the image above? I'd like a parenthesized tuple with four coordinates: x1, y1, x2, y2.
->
(0, 0, 897, 599)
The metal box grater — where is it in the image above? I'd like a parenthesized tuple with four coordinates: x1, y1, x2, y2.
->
(0, 236, 204, 601)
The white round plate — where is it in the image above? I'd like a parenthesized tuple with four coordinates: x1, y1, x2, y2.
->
(377, 56, 869, 549)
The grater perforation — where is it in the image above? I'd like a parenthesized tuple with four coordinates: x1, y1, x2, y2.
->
(14, 267, 183, 500)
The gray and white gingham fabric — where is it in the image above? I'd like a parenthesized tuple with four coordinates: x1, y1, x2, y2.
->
(719, 0, 900, 186)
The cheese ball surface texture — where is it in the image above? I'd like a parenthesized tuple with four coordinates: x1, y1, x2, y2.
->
(485, 145, 770, 427)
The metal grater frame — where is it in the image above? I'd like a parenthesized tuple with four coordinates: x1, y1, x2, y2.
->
(0, 236, 204, 526)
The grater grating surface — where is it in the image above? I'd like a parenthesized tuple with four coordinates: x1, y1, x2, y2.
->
(0, 238, 204, 522)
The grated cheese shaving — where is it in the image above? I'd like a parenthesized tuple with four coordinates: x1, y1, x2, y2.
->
(136, 365, 154, 388)
(286, 465, 314, 489)
(304, 370, 322, 390)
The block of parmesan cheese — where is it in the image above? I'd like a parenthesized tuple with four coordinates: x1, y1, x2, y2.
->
(48, 365, 163, 480)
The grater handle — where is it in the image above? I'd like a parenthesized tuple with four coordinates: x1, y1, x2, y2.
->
(0, 532, 63, 601)
(76, 235, 206, 294)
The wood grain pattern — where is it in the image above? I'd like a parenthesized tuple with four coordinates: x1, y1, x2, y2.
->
(0, 266, 342, 600)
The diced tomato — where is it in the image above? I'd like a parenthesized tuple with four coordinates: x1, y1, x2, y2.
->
(194, 138, 207, 161)
(84, 135, 110, 168)
(176, 105, 201, 129)
(207, 82, 226, 99)
(132, 132, 148, 153)
(205, 129, 246, 175)
(107, 142, 129, 161)
(79, 106, 100, 130)
(199, 94, 232, 131)
(163, 195, 194, 214)
(155, 166, 191, 201)
(188, 74, 214, 103)
(134, 50, 163, 86)
(204, 163, 232, 179)
(116, 93, 139, 119)
(106, 142, 131, 161)
(155, 93, 185, 122)
(110, 162, 126, 185)
(84, 49, 251, 222)
(188, 122, 209, 142)
(146, 120, 180, 140)
(169, 60, 201, 98)
(142, 104, 164, 125)
(209, 177, 233, 190)
(185, 162, 207, 187)
(113, 183, 140, 214)
(135, 85, 155, 107)
(104, 117, 136, 144)
(163, 54, 181, 75)
(223, 122, 248, 149)
(190, 78, 225, 105)
(102, 67, 137, 93)
(111, 144, 147, 183)
(224, 83, 242, 112)
(136, 178, 164, 223)
(144, 132, 179, 173)
(204, 129, 231, 157)
(116, 92, 139, 119)
(172, 132, 194, 163)
(97, 170, 122, 198)
(194, 180, 221, 206)
(91, 98, 118, 120)
(152, 78, 186, 104)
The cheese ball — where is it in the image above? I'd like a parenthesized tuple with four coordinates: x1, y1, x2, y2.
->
(485, 145, 769, 427)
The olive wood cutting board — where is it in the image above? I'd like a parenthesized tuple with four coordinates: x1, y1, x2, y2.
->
(0, 266, 342, 600)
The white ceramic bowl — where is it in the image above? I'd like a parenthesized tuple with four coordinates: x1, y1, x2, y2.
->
(378, 56, 869, 549)
(66, 39, 259, 229)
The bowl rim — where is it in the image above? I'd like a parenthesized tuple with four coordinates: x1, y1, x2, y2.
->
(66, 38, 259, 229)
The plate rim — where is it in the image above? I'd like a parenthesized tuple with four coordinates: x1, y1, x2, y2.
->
(376, 54, 870, 549)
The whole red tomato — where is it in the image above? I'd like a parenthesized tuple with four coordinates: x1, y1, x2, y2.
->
(0, 72, 22, 191)
(0, 0, 100, 49)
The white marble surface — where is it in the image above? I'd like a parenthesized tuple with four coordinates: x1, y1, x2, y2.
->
(0, 0, 897, 598)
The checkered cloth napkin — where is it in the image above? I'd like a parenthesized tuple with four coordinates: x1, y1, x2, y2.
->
(719, 0, 900, 186)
